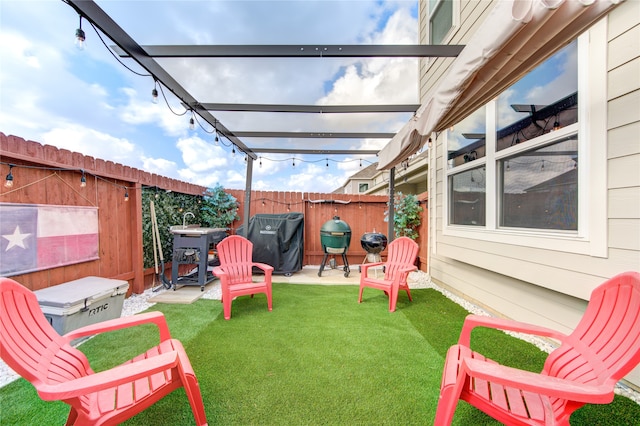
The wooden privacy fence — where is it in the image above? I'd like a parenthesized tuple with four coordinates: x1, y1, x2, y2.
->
(0, 134, 206, 294)
(226, 189, 393, 267)
(1, 134, 427, 294)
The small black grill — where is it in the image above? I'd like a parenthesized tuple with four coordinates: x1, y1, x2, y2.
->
(360, 232, 387, 255)
(318, 216, 351, 277)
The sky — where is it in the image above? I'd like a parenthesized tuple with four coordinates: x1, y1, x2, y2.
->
(0, 0, 420, 193)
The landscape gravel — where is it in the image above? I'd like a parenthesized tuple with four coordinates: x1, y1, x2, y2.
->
(2, 272, 638, 405)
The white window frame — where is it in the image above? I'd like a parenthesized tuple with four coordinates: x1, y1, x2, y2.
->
(442, 23, 608, 257)
(427, 0, 460, 45)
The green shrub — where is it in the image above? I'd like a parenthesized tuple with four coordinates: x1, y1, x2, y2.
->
(386, 192, 422, 240)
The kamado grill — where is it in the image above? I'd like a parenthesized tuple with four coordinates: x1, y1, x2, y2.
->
(318, 216, 351, 277)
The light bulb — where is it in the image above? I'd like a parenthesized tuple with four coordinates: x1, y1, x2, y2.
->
(151, 88, 158, 104)
(232, 146, 236, 157)
(80, 172, 87, 187)
(5, 166, 14, 188)
(75, 16, 85, 50)
(189, 116, 195, 130)
(124, 190, 129, 201)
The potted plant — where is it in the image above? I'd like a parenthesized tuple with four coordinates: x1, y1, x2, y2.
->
(386, 192, 422, 240)
(200, 184, 240, 229)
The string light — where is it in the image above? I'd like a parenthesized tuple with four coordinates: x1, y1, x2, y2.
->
(189, 112, 195, 130)
(75, 15, 86, 50)
(541, 160, 545, 170)
(326, 158, 329, 168)
(231, 145, 236, 157)
(2, 162, 140, 203)
(4, 165, 14, 188)
(359, 159, 362, 167)
(292, 158, 296, 168)
(259, 157, 263, 167)
(151, 80, 159, 104)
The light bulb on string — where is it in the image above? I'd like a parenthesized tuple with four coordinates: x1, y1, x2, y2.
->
(359, 159, 362, 167)
(124, 188, 129, 202)
(292, 158, 296, 168)
(75, 15, 86, 50)
(232, 146, 236, 157)
(189, 113, 195, 131)
(80, 170, 87, 187)
(151, 80, 158, 104)
(4, 165, 14, 188)
(259, 157, 263, 167)
(326, 158, 329, 168)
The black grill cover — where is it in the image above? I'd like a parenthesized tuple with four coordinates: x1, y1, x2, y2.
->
(239, 213, 304, 275)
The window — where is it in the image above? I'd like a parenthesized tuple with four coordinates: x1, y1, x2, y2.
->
(443, 26, 607, 256)
(428, 0, 457, 44)
(450, 165, 486, 226)
(358, 183, 369, 193)
(500, 135, 577, 230)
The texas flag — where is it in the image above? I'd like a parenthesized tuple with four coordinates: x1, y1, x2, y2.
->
(0, 203, 99, 276)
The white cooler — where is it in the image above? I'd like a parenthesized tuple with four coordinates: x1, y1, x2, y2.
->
(35, 276, 129, 337)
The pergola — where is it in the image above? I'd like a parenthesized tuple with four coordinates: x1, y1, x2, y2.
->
(63, 0, 464, 238)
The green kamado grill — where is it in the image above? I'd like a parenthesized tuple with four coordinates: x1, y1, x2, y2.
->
(318, 216, 351, 277)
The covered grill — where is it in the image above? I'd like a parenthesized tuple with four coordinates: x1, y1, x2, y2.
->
(318, 216, 351, 277)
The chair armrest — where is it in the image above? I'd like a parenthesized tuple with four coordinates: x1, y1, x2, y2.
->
(458, 314, 568, 347)
(63, 311, 171, 343)
(252, 262, 274, 274)
(212, 266, 226, 277)
(461, 357, 614, 404)
(360, 262, 384, 275)
(37, 351, 180, 400)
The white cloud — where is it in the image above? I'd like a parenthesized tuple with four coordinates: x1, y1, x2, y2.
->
(41, 125, 142, 167)
(176, 136, 229, 172)
(141, 156, 179, 176)
(1, 1, 419, 194)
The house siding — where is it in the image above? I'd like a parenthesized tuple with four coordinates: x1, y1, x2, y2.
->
(425, 0, 640, 387)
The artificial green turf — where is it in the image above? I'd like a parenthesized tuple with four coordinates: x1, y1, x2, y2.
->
(1, 285, 639, 425)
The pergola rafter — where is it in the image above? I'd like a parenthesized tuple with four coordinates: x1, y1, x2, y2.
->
(65, 0, 464, 238)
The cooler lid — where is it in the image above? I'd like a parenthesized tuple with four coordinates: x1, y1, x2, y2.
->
(35, 276, 129, 309)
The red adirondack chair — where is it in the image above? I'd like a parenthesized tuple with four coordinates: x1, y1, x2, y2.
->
(434, 271, 640, 425)
(0, 277, 208, 426)
(212, 235, 274, 320)
(358, 236, 419, 312)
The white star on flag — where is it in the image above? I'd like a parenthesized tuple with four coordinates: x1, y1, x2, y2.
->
(2, 225, 31, 251)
